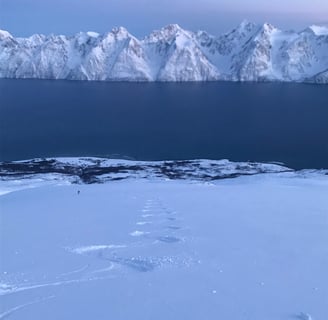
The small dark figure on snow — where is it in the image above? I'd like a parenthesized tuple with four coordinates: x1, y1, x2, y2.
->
(77, 190, 80, 195)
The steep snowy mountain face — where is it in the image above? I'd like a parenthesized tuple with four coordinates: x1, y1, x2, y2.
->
(143, 24, 220, 81)
(0, 22, 327, 82)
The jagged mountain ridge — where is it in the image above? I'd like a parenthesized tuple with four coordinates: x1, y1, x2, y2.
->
(0, 21, 328, 83)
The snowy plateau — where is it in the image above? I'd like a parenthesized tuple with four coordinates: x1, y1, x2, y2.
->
(0, 158, 328, 319)
(1, 21, 328, 83)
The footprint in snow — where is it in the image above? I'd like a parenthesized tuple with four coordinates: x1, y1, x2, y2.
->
(136, 221, 152, 226)
(142, 214, 154, 218)
(157, 236, 181, 243)
(130, 230, 149, 237)
(166, 225, 181, 230)
(109, 257, 158, 272)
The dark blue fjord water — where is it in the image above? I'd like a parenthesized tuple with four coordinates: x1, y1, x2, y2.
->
(0, 79, 327, 169)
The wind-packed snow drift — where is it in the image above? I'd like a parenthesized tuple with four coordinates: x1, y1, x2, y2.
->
(1, 21, 328, 83)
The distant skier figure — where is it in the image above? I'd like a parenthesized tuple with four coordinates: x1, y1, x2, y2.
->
(77, 190, 80, 195)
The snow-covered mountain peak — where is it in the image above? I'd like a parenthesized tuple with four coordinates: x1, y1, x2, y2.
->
(301, 27, 316, 35)
(100, 27, 136, 46)
(86, 31, 99, 38)
(0, 29, 12, 40)
(200, 20, 259, 59)
(261, 22, 278, 34)
(162, 24, 184, 34)
(46, 33, 67, 43)
(221, 20, 259, 44)
(309, 25, 328, 36)
(237, 20, 258, 33)
(145, 24, 187, 43)
(251, 23, 279, 44)
(74, 32, 100, 46)
(27, 33, 46, 42)
(111, 26, 131, 39)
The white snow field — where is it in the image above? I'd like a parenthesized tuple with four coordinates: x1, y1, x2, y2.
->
(0, 159, 328, 319)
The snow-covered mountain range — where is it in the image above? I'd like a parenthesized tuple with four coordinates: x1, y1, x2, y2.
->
(1, 21, 328, 83)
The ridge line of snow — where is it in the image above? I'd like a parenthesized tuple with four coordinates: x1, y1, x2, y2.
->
(0, 22, 328, 82)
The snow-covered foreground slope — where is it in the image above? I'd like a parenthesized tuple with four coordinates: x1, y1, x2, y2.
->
(0, 158, 328, 319)
(1, 22, 328, 83)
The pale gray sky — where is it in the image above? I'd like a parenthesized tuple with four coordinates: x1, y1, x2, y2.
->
(1, 0, 327, 37)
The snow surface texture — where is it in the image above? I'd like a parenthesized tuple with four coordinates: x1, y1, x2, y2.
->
(0, 158, 328, 319)
(1, 21, 328, 83)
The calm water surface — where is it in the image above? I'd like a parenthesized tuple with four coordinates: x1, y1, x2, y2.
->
(0, 79, 327, 169)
